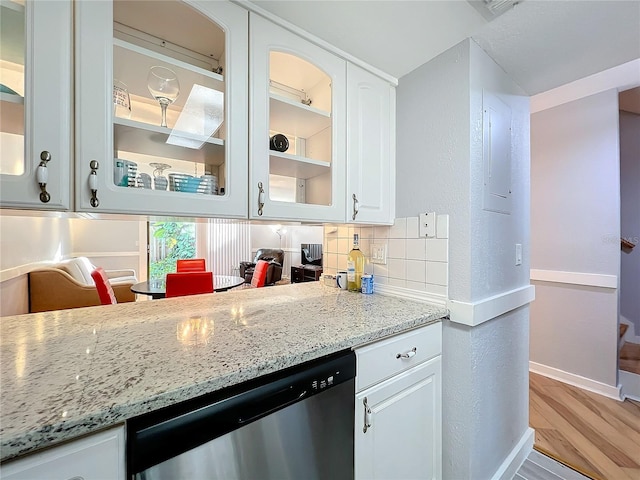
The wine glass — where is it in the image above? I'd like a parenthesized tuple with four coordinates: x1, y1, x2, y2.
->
(147, 66, 180, 128)
(150, 162, 171, 190)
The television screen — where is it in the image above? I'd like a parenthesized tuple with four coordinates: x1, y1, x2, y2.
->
(301, 243, 322, 266)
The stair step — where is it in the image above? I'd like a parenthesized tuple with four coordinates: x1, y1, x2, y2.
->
(620, 324, 629, 340)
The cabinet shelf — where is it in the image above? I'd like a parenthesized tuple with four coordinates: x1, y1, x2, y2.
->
(114, 118, 224, 166)
(113, 39, 224, 110)
(269, 151, 330, 179)
(269, 93, 331, 139)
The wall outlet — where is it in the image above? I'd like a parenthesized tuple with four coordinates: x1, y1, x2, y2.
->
(515, 243, 522, 266)
(419, 212, 436, 238)
(370, 243, 387, 264)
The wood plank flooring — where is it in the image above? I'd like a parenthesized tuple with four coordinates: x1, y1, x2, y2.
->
(529, 372, 640, 480)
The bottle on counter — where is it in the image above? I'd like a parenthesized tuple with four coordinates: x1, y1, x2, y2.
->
(347, 233, 365, 292)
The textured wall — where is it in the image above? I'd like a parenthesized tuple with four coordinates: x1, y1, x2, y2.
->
(397, 39, 531, 479)
(619, 111, 640, 334)
(530, 90, 620, 386)
(396, 39, 471, 302)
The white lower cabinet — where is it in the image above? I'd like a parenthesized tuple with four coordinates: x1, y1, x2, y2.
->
(354, 324, 442, 480)
(0, 427, 125, 480)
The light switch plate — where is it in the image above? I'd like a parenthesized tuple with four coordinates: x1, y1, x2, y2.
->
(370, 243, 387, 264)
(515, 243, 522, 266)
(419, 212, 436, 238)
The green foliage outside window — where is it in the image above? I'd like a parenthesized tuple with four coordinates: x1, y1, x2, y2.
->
(149, 221, 196, 279)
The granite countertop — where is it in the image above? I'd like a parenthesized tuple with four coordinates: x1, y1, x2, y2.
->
(0, 282, 447, 462)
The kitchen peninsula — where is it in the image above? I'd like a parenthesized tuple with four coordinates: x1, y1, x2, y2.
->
(0, 282, 447, 465)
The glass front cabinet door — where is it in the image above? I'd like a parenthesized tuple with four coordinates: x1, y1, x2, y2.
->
(0, 0, 72, 210)
(249, 13, 346, 222)
(75, 0, 248, 218)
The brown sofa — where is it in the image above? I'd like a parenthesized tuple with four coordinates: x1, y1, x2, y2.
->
(28, 257, 137, 313)
(239, 249, 284, 285)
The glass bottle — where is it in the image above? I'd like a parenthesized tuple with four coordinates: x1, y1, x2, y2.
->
(347, 233, 365, 292)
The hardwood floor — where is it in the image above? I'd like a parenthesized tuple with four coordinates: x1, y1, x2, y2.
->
(529, 372, 640, 480)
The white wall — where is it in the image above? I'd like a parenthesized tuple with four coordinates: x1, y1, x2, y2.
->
(620, 110, 640, 334)
(530, 90, 620, 388)
(397, 39, 531, 479)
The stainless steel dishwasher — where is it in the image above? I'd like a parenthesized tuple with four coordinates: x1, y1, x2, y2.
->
(127, 349, 356, 480)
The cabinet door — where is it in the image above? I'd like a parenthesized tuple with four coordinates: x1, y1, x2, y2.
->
(75, 0, 248, 218)
(249, 13, 346, 222)
(355, 357, 442, 480)
(346, 63, 395, 225)
(0, 0, 72, 210)
(0, 426, 125, 480)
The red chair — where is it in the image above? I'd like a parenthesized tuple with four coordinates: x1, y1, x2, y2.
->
(91, 267, 117, 305)
(176, 258, 206, 273)
(250, 260, 269, 288)
(165, 272, 214, 298)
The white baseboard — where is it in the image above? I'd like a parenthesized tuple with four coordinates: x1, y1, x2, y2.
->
(530, 269, 617, 288)
(530, 362, 623, 401)
(491, 427, 535, 480)
(620, 369, 640, 401)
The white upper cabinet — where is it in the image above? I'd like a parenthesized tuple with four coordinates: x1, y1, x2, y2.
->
(75, 0, 248, 218)
(249, 13, 346, 222)
(0, 0, 72, 210)
(347, 63, 395, 225)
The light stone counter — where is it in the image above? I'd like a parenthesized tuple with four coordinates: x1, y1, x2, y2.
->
(0, 282, 447, 461)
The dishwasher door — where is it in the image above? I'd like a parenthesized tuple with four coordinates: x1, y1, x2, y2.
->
(128, 350, 356, 480)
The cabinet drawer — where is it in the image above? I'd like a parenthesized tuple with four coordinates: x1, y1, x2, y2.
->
(355, 322, 442, 392)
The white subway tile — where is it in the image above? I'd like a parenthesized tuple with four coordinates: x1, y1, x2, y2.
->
(375, 275, 388, 285)
(406, 238, 426, 260)
(388, 258, 406, 279)
(327, 253, 338, 270)
(359, 238, 371, 257)
(364, 259, 374, 275)
(327, 237, 338, 254)
(388, 239, 406, 259)
(373, 263, 388, 278)
(407, 216, 419, 239)
(337, 226, 349, 238)
(337, 237, 349, 255)
(374, 225, 390, 239)
(359, 227, 374, 241)
(425, 284, 448, 296)
(437, 214, 449, 239)
(389, 217, 406, 239)
(348, 226, 361, 239)
(406, 259, 426, 283)
(406, 281, 427, 292)
(388, 278, 406, 288)
(426, 239, 448, 262)
(337, 253, 348, 270)
(426, 261, 448, 286)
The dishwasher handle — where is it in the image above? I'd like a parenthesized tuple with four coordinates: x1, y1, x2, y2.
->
(238, 387, 307, 425)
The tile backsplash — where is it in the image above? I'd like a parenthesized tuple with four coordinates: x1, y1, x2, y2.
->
(323, 216, 449, 298)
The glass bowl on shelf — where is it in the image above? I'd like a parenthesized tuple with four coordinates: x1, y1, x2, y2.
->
(150, 162, 171, 190)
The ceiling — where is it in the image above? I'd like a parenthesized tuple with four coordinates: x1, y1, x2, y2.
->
(251, 0, 640, 95)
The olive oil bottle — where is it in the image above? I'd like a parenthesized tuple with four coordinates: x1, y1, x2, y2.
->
(347, 234, 365, 292)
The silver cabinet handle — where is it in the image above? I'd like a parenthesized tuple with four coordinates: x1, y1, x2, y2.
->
(363, 397, 372, 433)
(89, 160, 100, 208)
(352, 193, 359, 220)
(36, 151, 51, 203)
(396, 347, 417, 359)
(257, 181, 265, 216)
